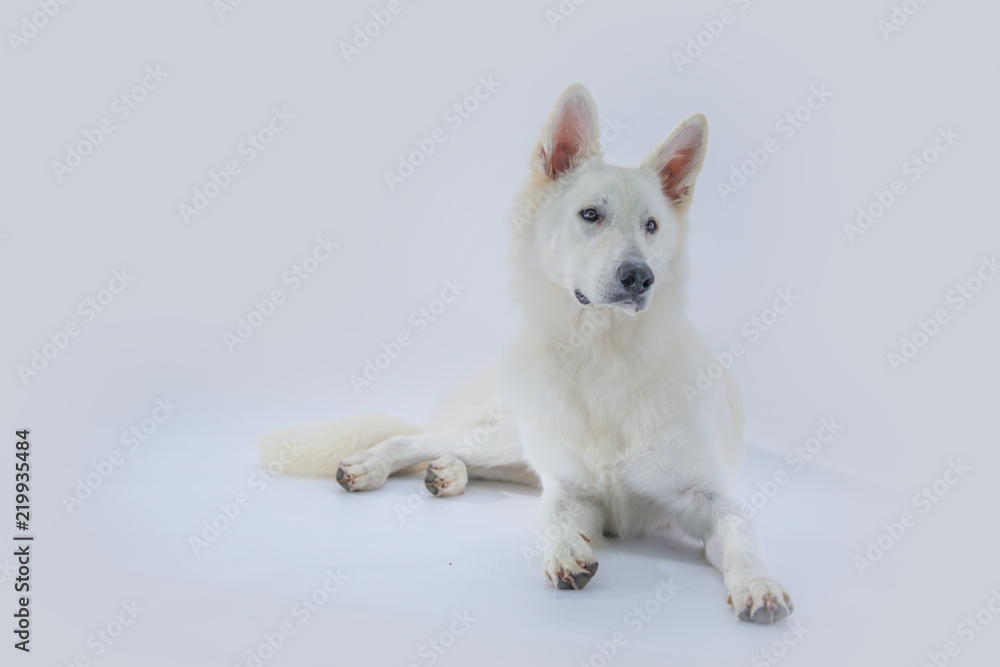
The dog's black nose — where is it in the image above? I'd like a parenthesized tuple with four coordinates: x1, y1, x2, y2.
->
(617, 262, 654, 295)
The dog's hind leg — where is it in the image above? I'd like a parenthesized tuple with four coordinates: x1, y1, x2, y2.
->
(424, 418, 538, 496)
(336, 422, 534, 493)
(424, 456, 539, 497)
(337, 430, 469, 492)
(423, 454, 469, 497)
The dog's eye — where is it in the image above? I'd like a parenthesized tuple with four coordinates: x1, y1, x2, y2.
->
(580, 208, 600, 222)
(645, 218, 658, 233)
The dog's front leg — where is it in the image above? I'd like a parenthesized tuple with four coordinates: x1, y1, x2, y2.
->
(702, 509, 794, 624)
(537, 481, 602, 590)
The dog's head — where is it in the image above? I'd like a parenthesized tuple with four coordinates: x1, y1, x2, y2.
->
(517, 84, 708, 315)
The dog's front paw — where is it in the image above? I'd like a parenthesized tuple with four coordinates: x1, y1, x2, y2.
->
(424, 454, 468, 497)
(336, 451, 390, 492)
(542, 534, 599, 590)
(729, 576, 793, 624)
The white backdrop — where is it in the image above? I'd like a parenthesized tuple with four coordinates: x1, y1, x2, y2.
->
(3, 1, 999, 665)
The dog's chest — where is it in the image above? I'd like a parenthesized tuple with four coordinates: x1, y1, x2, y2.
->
(521, 376, 678, 480)
(509, 333, 692, 484)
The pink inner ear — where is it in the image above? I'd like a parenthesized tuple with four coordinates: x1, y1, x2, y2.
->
(658, 125, 703, 203)
(546, 100, 594, 179)
(548, 140, 578, 178)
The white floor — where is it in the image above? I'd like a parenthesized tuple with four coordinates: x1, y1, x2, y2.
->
(44, 423, 889, 667)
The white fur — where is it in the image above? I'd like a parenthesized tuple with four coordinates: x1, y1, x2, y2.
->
(258, 84, 792, 624)
(258, 413, 424, 477)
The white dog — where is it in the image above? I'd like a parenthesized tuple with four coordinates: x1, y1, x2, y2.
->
(259, 84, 793, 624)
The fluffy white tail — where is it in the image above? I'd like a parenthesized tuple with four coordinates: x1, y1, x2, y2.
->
(257, 413, 424, 476)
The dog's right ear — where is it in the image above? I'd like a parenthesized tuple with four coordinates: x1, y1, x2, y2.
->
(534, 84, 602, 181)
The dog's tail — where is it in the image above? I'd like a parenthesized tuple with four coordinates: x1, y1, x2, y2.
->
(256, 413, 424, 476)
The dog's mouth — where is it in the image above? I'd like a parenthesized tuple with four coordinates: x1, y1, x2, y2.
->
(573, 289, 647, 314)
(614, 299, 644, 314)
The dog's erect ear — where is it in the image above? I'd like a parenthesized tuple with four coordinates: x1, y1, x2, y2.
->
(642, 114, 708, 209)
(535, 84, 602, 181)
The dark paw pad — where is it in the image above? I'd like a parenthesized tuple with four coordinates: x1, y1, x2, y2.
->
(751, 593, 789, 624)
(424, 468, 439, 495)
(557, 568, 595, 590)
(738, 599, 753, 622)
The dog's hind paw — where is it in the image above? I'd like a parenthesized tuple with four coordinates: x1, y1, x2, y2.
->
(424, 454, 468, 497)
(336, 451, 390, 492)
(729, 576, 793, 624)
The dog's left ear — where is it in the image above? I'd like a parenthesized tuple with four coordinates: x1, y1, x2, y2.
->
(642, 114, 708, 209)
